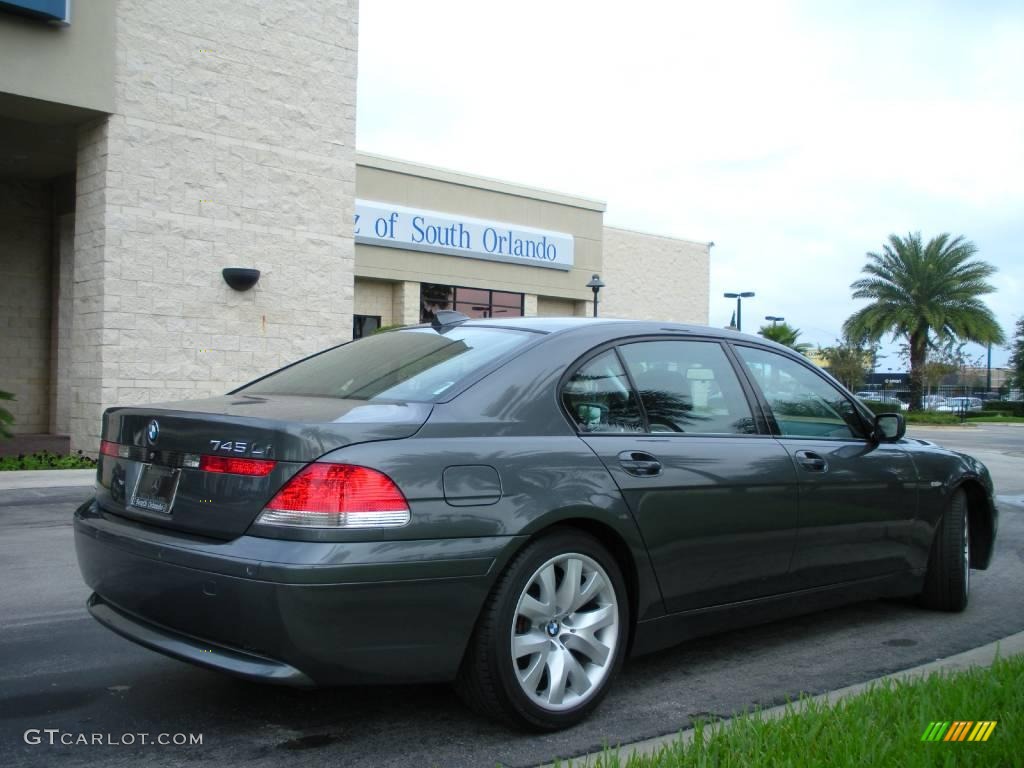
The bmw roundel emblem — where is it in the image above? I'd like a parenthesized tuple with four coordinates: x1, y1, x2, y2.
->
(146, 419, 160, 444)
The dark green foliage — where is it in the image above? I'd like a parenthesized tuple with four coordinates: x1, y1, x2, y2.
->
(0, 390, 14, 439)
(0, 450, 97, 471)
(1008, 317, 1024, 389)
(757, 322, 811, 354)
(843, 233, 1004, 411)
(983, 400, 1024, 417)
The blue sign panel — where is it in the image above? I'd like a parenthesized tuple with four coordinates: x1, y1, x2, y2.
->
(0, 0, 70, 24)
(355, 199, 575, 271)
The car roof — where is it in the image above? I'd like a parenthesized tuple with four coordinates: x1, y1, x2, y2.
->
(444, 316, 772, 345)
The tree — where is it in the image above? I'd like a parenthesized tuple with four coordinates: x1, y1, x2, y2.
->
(918, 342, 963, 394)
(842, 232, 1005, 410)
(818, 338, 873, 390)
(1009, 318, 1024, 389)
(758, 322, 811, 355)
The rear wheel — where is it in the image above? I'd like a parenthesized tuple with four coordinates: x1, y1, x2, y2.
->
(919, 488, 970, 612)
(456, 530, 629, 730)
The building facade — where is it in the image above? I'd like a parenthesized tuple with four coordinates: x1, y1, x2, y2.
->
(0, 0, 710, 454)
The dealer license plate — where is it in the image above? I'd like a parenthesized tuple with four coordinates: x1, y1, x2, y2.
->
(129, 464, 181, 514)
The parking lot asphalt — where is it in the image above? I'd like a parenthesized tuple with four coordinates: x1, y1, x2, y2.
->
(1, 425, 1022, 768)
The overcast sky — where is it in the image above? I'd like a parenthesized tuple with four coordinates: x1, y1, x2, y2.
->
(355, 0, 1022, 369)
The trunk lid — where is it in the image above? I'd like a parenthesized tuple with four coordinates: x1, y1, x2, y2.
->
(96, 394, 431, 540)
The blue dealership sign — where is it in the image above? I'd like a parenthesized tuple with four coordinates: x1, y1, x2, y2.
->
(355, 199, 575, 271)
(0, 0, 70, 24)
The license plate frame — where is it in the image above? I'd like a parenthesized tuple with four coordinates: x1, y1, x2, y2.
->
(129, 463, 181, 515)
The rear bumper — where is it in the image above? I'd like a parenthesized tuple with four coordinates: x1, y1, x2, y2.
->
(87, 593, 315, 687)
(74, 499, 521, 686)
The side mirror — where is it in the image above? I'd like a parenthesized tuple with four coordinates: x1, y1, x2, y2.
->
(874, 413, 905, 442)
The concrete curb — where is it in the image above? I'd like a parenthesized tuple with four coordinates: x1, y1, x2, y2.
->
(549, 630, 1024, 767)
(0, 469, 95, 491)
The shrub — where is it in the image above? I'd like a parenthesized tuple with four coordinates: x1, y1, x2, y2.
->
(0, 450, 97, 471)
(903, 412, 961, 425)
(984, 400, 1024, 416)
(0, 390, 14, 439)
(861, 400, 900, 416)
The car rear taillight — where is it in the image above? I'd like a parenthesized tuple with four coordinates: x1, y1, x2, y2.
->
(100, 440, 131, 459)
(198, 455, 276, 477)
(255, 463, 410, 529)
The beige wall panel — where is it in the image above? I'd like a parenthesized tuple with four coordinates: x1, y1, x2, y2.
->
(68, 0, 359, 452)
(50, 211, 74, 435)
(600, 227, 710, 324)
(0, 0, 115, 112)
(0, 180, 51, 433)
(537, 296, 576, 317)
(353, 278, 394, 325)
(523, 293, 538, 317)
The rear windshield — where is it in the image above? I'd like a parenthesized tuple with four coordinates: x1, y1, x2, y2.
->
(238, 326, 535, 402)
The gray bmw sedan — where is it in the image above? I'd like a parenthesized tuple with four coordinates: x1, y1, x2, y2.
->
(74, 314, 997, 730)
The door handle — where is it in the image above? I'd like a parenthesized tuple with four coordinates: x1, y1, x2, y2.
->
(794, 449, 828, 472)
(617, 450, 662, 477)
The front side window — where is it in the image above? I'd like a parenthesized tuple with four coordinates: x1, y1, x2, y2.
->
(736, 346, 866, 439)
(562, 351, 643, 433)
(239, 327, 533, 402)
(618, 340, 756, 434)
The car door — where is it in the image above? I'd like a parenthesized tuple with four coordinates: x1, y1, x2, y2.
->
(562, 338, 800, 613)
(733, 344, 919, 587)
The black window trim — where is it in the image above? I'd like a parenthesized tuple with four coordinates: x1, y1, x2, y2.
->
(557, 334, 775, 438)
(728, 340, 875, 443)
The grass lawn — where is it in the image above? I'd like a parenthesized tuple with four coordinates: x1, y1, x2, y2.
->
(574, 654, 1022, 768)
(903, 413, 1024, 425)
(968, 415, 1024, 424)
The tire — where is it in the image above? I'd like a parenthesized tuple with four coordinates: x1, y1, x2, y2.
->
(919, 488, 970, 612)
(456, 529, 629, 731)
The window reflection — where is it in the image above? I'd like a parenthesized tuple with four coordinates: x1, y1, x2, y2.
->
(737, 347, 866, 439)
(562, 352, 643, 433)
(619, 341, 756, 435)
(420, 283, 524, 323)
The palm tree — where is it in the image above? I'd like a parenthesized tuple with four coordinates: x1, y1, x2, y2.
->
(843, 232, 1004, 410)
(758, 322, 811, 354)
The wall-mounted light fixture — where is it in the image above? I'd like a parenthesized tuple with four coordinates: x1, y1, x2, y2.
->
(222, 268, 260, 291)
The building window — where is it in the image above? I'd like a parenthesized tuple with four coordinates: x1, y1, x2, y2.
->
(353, 314, 381, 339)
(420, 283, 524, 324)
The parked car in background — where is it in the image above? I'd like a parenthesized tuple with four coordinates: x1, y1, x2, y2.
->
(855, 391, 910, 411)
(74, 316, 998, 730)
(923, 394, 949, 411)
(937, 397, 984, 414)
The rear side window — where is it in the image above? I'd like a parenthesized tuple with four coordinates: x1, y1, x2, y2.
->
(562, 351, 643, 433)
(618, 340, 756, 434)
(239, 327, 533, 402)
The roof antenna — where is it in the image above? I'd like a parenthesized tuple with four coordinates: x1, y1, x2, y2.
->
(431, 310, 470, 333)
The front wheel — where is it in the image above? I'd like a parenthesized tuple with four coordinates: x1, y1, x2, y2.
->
(456, 530, 629, 730)
(919, 488, 970, 612)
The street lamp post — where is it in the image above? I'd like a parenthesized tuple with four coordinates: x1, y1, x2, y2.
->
(723, 291, 755, 331)
(586, 274, 605, 317)
(765, 315, 784, 326)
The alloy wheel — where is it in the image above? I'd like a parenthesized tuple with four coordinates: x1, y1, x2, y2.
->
(510, 553, 619, 712)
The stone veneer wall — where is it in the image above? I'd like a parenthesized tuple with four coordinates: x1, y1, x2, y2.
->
(70, 1, 359, 452)
(353, 278, 395, 326)
(0, 181, 51, 433)
(599, 226, 710, 324)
